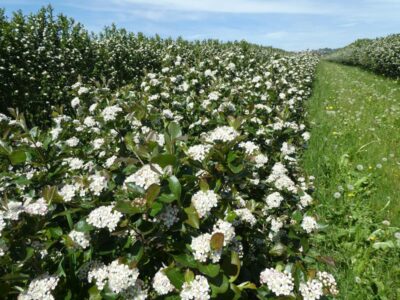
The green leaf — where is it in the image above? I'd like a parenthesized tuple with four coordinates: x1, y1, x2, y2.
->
(42, 186, 63, 203)
(199, 179, 209, 192)
(172, 253, 198, 268)
(209, 274, 230, 297)
(151, 154, 176, 168)
(184, 205, 200, 229)
(75, 220, 94, 232)
(210, 233, 224, 251)
(88, 285, 102, 300)
(9, 150, 26, 165)
(165, 267, 185, 289)
(159, 193, 177, 203)
(150, 202, 163, 217)
(222, 251, 241, 283)
(168, 176, 181, 202)
(145, 184, 160, 206)
(184, 269, 195, 282)
(237, 281, 257, 290)
(168, 122, 182, 140)
(198, 263, 220, 278)
(115, 200, 143, 215)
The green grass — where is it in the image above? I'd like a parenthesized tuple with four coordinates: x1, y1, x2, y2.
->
(301, 61, 400, 299)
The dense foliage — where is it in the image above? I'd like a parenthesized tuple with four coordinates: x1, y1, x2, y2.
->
(0, 6, 340, 300)
(326, 34, 400, 77)
(0, 6, 283, 126)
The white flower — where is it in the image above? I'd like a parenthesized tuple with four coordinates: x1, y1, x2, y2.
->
(50, 127, 62, 140)
(71, 97, 80, 108)
(65, 158, 84, 170)
(259, 268, 294, 296)
(270, 217, 284, 233)
(317, 271, 338, 296)
(88, 260, 139, 294)
(124, 164, 162, 190)
(101, 105, 123, 122)
(65, 137, 79, 147)
(77, 86, 89, 95)
(153, 268, 174, 295)
(83, 116, 96, 127)
(301, 216, 318, 233)
(107, 260, 139, 294)
(24, 198, 48, 216)
(300, 193, 313, 208)
(18, 274, 59, 300)
(187, 144, 211, 161)
(191, 190, 218, 218)
(59, 184, 76, 202)
(4, 201, 24, 220)
(0, 212, 6, 236)
(89, 174, 107, 196)
(205, 126, 239, 143)
(180, 275, 210, 300)
(92, 138, 104, 150)
(239, 141, 259, 155)
(212, 219, 235, 246)
(105, 155, 117, 168)
(302, 131, 311, 141)
(87, 205, 122, 232)
(208, 91, 219, 101)
(234, 208, 257, 226)
(69, 230, 90, 249)
(299, 279, 324, 300)
(265, 192, 284, 209)
(191, 233, 212, 262)
(253, 154, 268, 168)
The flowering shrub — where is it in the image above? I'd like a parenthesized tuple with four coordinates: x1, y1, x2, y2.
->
(0, 9, 338, 300)
(327, 34, 400, 78)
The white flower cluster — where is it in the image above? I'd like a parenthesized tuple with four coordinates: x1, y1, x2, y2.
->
(301, 216, 318, 233)
(191, 219, 235, 263)
(205, 126, 239, 143)
(239, 141, 259, 155)
(59, 184, 77, 202)
(101, 105, 123, 122)
(191, 190, 218, 218)
(300, 193, 313, 208)
(187, 144, 212, 161)
(24, 198, 49, 216)
(18, 274, 59, 300)
(259, 268, 294, 296)
(317, 271, 339, 296)
(299, 279, 324, 300)
(265, 192, 284, 209)
(253, 153, 269, 168)
(152, 268, 174, 295)
(89, 174, 108, 196)
(124, 164, 162, 190)
(68, 230, 90, 249)
(87, 205, 122, 232)
(180, 275, 210, 300)
(88, 259, 139, 294)
(234, 208, 257, 226)
(267, 162, 297, 193)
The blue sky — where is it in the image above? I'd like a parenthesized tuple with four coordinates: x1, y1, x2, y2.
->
(2, 0, 400, 51)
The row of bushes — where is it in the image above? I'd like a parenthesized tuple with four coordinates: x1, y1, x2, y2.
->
(0, 11, 340, 297)
(0, 6, 283, 126)
(326, 34, 400, 78)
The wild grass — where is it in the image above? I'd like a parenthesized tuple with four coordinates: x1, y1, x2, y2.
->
(302, 61, 400, 299)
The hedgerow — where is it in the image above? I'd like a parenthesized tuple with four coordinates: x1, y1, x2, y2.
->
(326, 34, 400, 78)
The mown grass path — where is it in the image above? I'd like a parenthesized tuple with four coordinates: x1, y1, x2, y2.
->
(302, 61, 400, 299)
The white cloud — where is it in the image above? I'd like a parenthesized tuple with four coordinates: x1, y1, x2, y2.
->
(109, 0, 337, 15)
